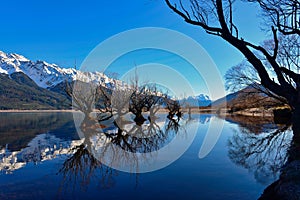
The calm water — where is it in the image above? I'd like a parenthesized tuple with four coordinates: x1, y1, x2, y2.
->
(0, 112, 292, 200)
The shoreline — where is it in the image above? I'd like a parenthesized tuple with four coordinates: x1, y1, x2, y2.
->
(0, 109, 77, 113)
(0, 108, 275, 118)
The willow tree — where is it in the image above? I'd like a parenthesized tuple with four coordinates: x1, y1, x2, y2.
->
(164, 0, 300, 131)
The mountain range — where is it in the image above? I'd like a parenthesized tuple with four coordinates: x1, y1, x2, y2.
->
(180, 94, 211, 107)
(0, 51, 214, 110)
(0, 51, 118, 89)
(0, 51, 121, 110)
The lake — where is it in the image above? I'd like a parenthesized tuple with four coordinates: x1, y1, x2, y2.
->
(0, 112, 292, 200)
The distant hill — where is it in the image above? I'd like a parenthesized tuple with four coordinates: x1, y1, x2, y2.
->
(210, 92, 237, 107)
(211, 85, 285, 111)
(0, 72, 71, 110)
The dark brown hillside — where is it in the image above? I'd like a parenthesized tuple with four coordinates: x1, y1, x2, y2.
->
(212, 85, 286, 112)
(0, 72, 71, 110)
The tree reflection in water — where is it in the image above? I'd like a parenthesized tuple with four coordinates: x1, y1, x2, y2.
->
(228, 123, 292, 184)
(225, 114, 300, 199)
(58, 113, 184, 192)
(259, 134, 300, 200)
(58, 144, 116, 191)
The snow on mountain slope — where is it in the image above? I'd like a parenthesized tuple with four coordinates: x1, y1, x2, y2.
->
(0, 51, 116, 88)
(180, 94, 212, 107)
(195, 94, 210, 101)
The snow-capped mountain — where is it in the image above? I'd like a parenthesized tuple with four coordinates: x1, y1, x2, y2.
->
(0, 50, 212, 109)
(195, 94, 210, 101)
(181, 94, 211, 107)
(0, 51, 118, 89)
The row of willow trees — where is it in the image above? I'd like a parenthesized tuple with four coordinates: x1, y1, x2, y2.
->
(65, 78, 182, 126)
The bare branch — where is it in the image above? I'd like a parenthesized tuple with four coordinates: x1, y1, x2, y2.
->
(272, 26, 279, 58)
(165, 0, 223, 34)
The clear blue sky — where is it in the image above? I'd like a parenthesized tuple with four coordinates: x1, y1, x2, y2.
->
(0, 0, 267, 98)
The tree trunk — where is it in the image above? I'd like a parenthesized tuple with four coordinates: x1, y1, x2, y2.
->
(134, 112, 146, 126)
(292, 104, 300, 144)
(167, 112, 174, 120)
(287, 104, 300, 165)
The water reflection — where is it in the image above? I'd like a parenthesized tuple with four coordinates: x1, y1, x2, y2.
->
(0, 111, 201, 175)
(259, 131, 300, 199)
(223, 114, 278, 134)
(228, 123, 292, 184)
(0, 112, 81, 174)
(0, 112, 78, 151)
(2, 112, 293, 199)
(223, 114, 300, 199)
(58, 143, 117, 191)
(75, 110, 189, 172)
(0, 113, 222, 175)
(0, 133, 83, 174)
(55, 110, 197, 193)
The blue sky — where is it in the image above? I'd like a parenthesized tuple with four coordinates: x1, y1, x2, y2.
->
(0, 0, 267, 99)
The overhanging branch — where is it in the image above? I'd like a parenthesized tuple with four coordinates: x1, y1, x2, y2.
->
(165, 0, 223, 35)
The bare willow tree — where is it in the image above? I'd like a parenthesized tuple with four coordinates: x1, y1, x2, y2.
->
(65, 81, 97, 116)
(165, 98, 182, 120)
(65, 80, 114, 134)
(164, 0, 300, 132)
(129, 82, 164, 124)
